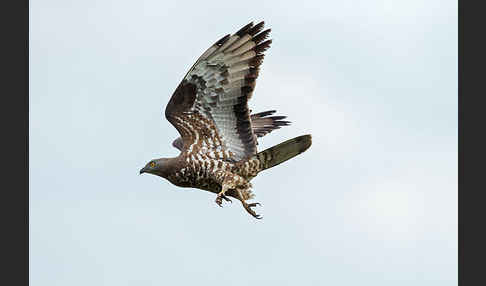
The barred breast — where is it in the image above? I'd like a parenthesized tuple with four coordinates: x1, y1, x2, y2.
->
(168, 156, 234, 193)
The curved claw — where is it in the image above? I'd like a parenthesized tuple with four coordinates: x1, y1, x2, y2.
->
(215, 196, 222, 207)
(242, 201, 262, 219)
(215, 194, 232, 207)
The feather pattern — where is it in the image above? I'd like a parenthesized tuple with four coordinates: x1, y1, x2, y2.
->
(165, 21, 272, 161)
(171, 110, 290, 151)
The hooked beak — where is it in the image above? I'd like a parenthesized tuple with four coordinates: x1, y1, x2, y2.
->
(139, 167, 148, 174)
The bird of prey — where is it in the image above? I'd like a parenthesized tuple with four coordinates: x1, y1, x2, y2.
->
(140, 21, 312, 219)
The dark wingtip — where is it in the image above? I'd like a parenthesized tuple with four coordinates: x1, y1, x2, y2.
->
(248, 21, 265, 36)
(254, 39, 272, 54)
(236, 22, 254, 36)
(215, 34, 230, 46)
(274, 120, 291, 126)
(253, 28, 271, 44)
(251, 110, 276, 118)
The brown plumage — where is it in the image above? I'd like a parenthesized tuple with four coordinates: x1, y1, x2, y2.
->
(140, 21, 312, 219)
(171, 110, 290, 151)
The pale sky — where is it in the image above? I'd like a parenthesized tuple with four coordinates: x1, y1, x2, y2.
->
(30, 0, 457, 285)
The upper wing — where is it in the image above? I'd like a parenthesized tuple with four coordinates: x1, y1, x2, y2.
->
(170, 110, 290, 151)
(165, 21, 272, 161)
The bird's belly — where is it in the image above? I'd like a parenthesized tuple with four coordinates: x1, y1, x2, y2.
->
(168, 167, 221, 194)
(194, 179, 221, 194)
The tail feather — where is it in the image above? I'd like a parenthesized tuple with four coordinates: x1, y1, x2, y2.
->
(255, 134, 312, 171)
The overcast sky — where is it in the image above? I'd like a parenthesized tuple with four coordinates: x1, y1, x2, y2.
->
(30, 0, 457, 285)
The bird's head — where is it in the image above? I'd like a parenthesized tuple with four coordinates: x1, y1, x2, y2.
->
(139, 158, 171, 177)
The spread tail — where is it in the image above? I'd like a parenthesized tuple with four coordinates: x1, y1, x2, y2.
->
(254, 134, 312, 171)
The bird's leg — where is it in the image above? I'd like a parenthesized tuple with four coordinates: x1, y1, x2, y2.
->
(242, 201, 262, 219)
(215, 174, 237, 207)
(215, 184, 232, 207)
(235, 188, 262, 219)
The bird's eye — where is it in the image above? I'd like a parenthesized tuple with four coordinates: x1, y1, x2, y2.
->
(150, 162, 156, 168)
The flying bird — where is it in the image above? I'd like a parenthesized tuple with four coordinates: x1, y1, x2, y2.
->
(140, 21, 312, 219)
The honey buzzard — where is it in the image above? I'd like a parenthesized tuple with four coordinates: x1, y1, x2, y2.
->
(140, 21, 312, 219)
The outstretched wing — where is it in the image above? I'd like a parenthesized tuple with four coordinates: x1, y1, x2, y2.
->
(165, 21, 272, 161)
(171, 110, 290, 151)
